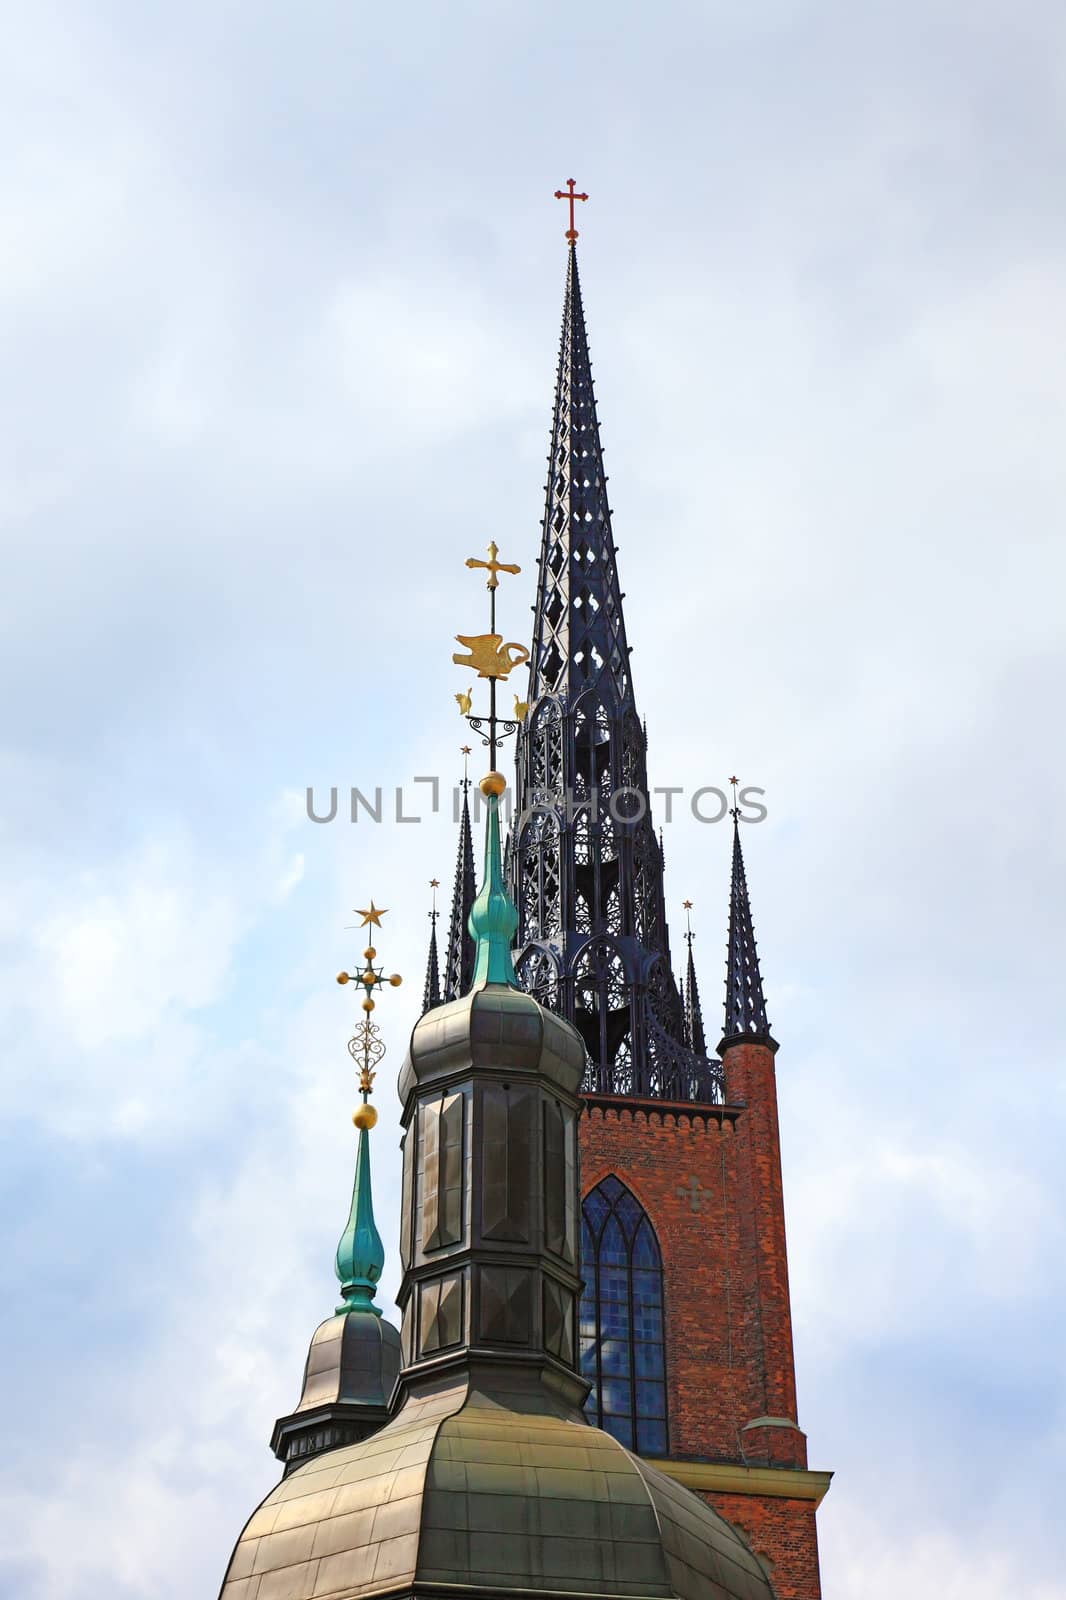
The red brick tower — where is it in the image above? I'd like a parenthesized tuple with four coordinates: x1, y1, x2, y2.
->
(580, 809, 829, 1599)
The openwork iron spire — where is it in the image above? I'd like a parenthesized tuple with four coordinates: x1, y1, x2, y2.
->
(443, 760, 476, 1002)
(527, 243, 632, 707)
(421, 879, 442, 1012)
(722, 807, 773, 1049)
(512, 224, 721, 1104)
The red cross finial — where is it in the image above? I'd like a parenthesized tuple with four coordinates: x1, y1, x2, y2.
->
(554, 178, 588, 242)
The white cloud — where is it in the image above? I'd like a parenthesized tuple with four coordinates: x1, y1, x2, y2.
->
(822, 1503, 1066, 1600)
(37, 843, 242, 1048)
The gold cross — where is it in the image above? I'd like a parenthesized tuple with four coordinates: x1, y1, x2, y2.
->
(465, 540, 521, 590)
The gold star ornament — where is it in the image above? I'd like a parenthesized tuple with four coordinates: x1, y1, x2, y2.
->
(354, 901, 387, 928)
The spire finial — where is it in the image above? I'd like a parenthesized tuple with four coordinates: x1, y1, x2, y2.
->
(682, 900, 707, 1055)
(422, 880, 442, 1012)
(334, 905, 404, 1313)
(554, 177, 589, 242)
(722, 782, 774, 1050)
(444, 756, 477, 1001)
(452, 541, 529, 790)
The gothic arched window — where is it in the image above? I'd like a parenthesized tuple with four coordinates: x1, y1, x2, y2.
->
(578, 1175, 667, 1456)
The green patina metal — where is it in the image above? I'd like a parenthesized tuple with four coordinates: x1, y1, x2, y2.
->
(468, 791, 518, 987)
(335, 1124, 384, 1316)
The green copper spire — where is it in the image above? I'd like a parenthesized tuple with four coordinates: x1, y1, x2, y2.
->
(335, 1119, 385, 1315)
(468, 786, 519, 987)
(333, 901, 406, 1315)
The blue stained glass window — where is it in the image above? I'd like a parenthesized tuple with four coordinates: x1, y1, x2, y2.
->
(633, 1220, 659, 1267)
(578, 1175, 668, 1455)
(600, 1337, 629, 1375)
(601, 1377, 632, 1414)
(602, 1414, 630, 1446)
(637, 1417, 667, 1455)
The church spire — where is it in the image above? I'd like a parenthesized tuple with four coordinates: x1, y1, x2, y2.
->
(421, 879, 442, 1013)
(333, 910, 403, 1311)
(512, 205, 721, 1104)
(443, 750, 476, 1002)
(682, 900, 707, 1056)
(527, 239, 632, 707)
(270, 910, 404, 1471)
(722, 785, 774, 1050)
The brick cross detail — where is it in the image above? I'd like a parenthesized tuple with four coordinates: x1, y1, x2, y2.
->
(677, 1174, 707, 1214)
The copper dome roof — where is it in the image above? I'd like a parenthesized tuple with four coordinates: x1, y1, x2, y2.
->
(220, 1371, 773, 1600)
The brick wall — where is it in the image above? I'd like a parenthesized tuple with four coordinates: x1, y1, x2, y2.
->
(701, 1491, 822, 1600)
(578, 1041, 822, 1599)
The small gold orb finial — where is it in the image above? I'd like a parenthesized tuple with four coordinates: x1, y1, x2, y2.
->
(364, 946, 376, 960)
(362, 997, 375, 1013)
(480, 770, 506, 798)
(389, 973, 403, 987)
(336, 971, 350, 985)
(361, 971, 376, 987)
(353, 1103, 379, 1130)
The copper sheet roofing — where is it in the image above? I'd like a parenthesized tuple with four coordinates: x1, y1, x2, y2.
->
(220, 1376, 773, 1600)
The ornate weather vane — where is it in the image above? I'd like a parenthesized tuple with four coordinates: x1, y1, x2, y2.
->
(336, 902, 403, 1127)
(452, 541, 530, 776)
(729, 776, 740, 822)
(554, 177, 589, 242)
(682, 898, 695, 948)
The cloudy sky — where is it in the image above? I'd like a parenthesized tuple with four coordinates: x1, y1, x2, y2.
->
(2, 1, 1065, 1595)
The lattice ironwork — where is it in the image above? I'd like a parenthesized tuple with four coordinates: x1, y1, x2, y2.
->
(515, 946, 560, 1011)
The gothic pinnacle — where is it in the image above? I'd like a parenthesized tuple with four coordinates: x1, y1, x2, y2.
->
(721, 783, 775, 1052)
(682, 900, 707, 1057)
(443, 753, 477, 1002)
(422, 879, 442, 1013)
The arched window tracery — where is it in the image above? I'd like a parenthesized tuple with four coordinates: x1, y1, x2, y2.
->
(514, 947, 559, 1012)
(528, 699, 563, 808)
(579, 1175, 667, 1455)
(574, 937, 629, 1074)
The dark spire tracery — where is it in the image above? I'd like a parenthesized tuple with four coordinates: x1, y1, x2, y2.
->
(682, 901, 707, 1057)
(421, 880, 442, 1013)
(443, 766, 476, 1003)
(722, 808, 772, 1049)
(512, 243, 722, 1105)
